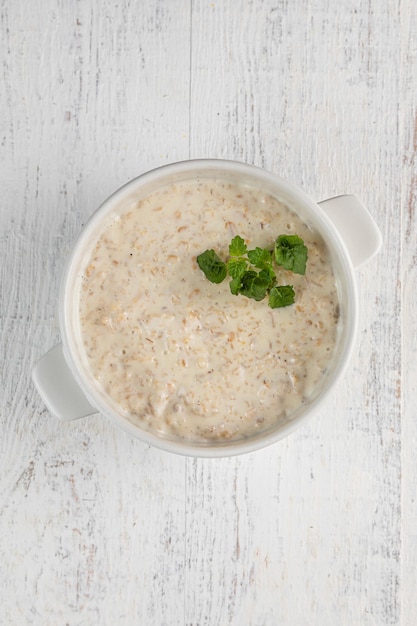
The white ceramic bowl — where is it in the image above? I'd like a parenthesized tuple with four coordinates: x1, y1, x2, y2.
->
(33, 159, 382, 457)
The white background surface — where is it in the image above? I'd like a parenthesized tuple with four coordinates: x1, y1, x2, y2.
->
(1, 1, 415, 624)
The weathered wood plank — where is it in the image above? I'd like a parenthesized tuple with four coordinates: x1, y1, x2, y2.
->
(400, 1, 417, 624)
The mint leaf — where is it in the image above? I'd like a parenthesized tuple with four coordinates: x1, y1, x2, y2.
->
(230, 269, 257, 297)
(230, 275, 243, 295)
(274, 234, 308, 275)
(229, 235, 247, 256)
(268, 285, 296, 308)
(258, 267, 276, 289)
(247, 247, 273, 270)
(198, 232, 307, 308)
(227, 257, 247, 279)
(197, 249, 227, 284)
(239, 270, 270, 302)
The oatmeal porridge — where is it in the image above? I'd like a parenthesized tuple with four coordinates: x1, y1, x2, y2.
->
(78, 178, 340, 442)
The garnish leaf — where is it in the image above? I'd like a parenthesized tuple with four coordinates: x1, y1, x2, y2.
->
(239, 271, 270, 301)
(230, 275, 243, 296)
(274, 234, 308, 275)
(268, 285, 296, 308)
(258, 267, 276, 289)
(197, 249, 227, 284)
(227, 257, 247, 279)
(197, 232, 307, 308)
(229, 235, 247, 256)
(247, 247, 272, 270)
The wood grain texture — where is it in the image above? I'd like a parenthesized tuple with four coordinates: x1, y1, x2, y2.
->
(0, 0, 412, 624)
(400, 1, 417, 624)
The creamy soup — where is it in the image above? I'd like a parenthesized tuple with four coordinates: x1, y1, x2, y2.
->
(78, 179, 340, 442)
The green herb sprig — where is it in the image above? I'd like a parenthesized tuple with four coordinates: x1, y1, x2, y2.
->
(197, 234, 307, 309)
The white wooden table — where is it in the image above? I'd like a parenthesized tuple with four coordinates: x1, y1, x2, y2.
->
(1, 1, 415, 624)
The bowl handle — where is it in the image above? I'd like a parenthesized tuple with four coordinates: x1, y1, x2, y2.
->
(318, 195, 382, 268)
(32, 344, 97, 421)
